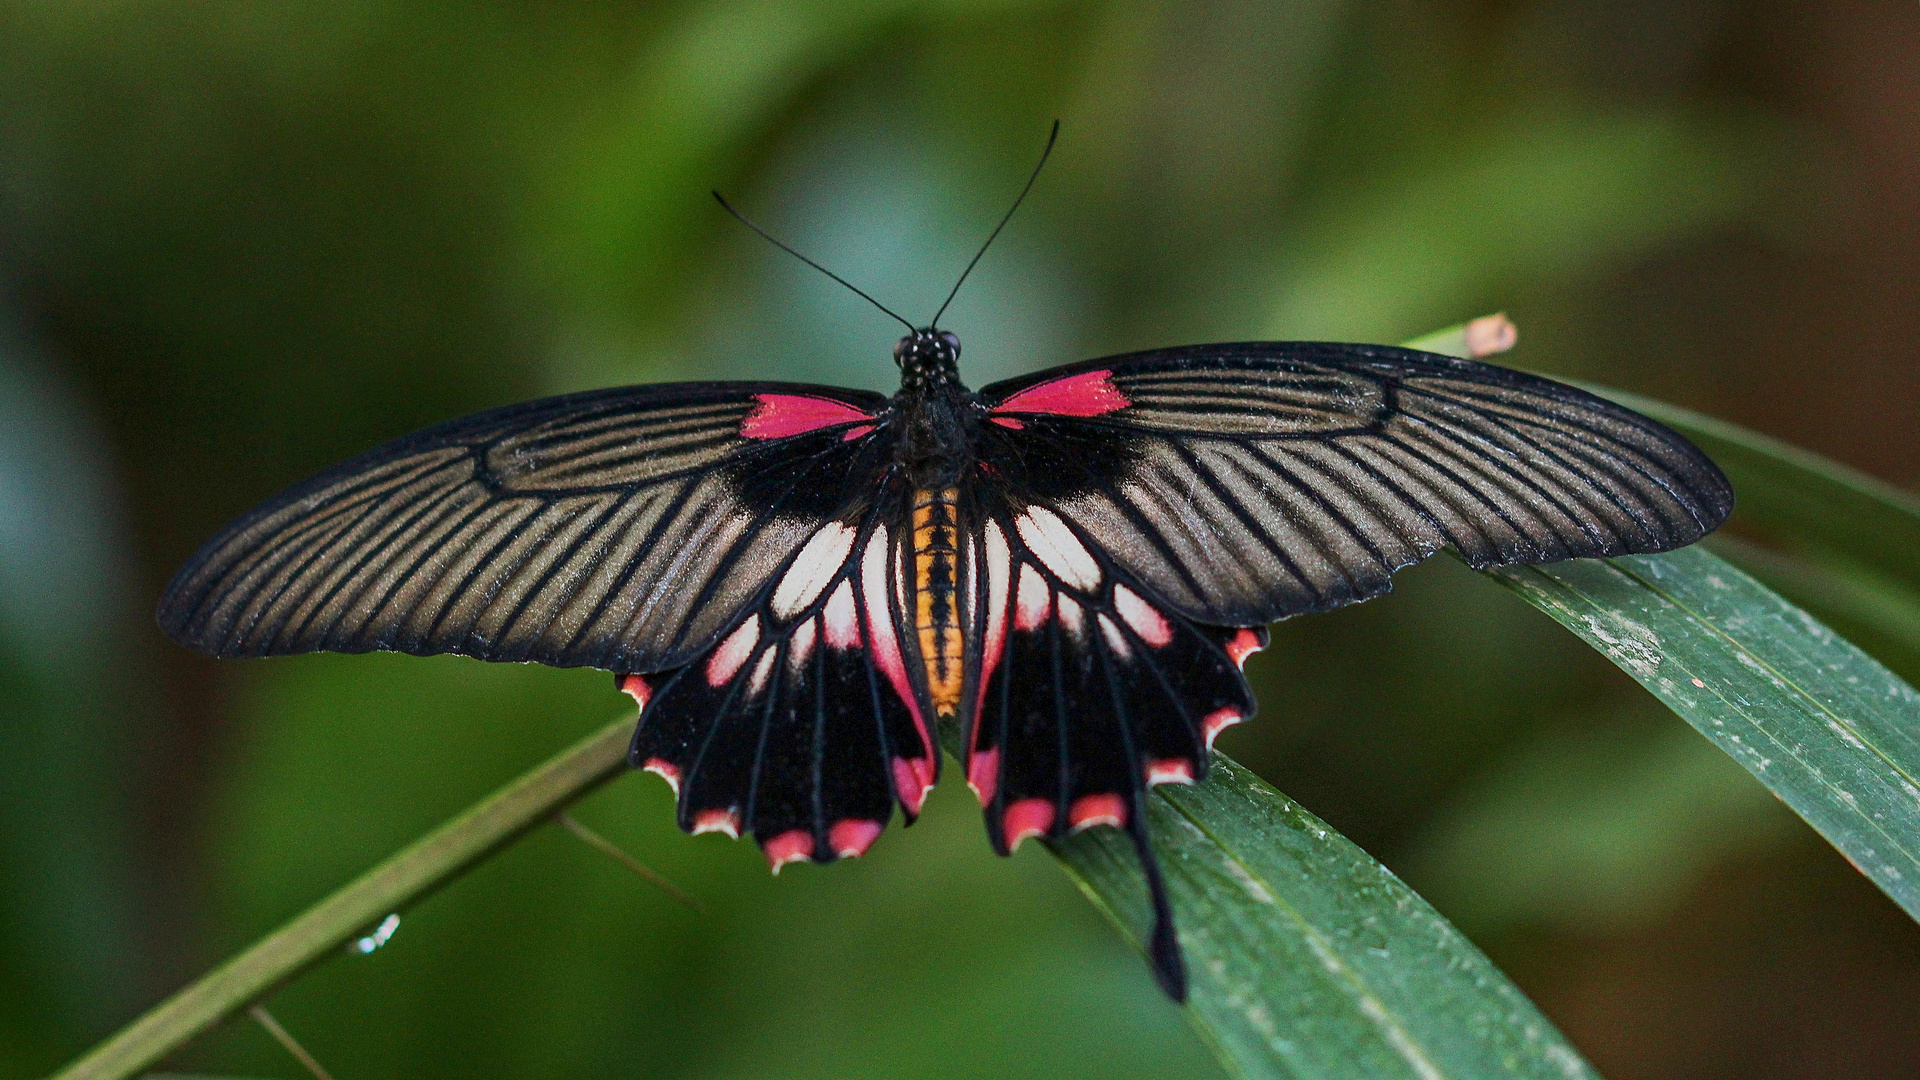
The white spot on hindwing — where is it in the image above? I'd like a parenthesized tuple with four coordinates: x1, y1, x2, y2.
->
(981, 521, 1011, 679)
(771, 522, 857, 619)
(748, 648, 777, 695)
(1056, 594, 1086, 637)
(1015, 565, 1051, 631)
(707, 615, 760, 685)
(787, 619, 817, 671)
(1112, 584, 1172, 647)
(1015, 506, 1101, 591)
(822, 580, 860, 648)
(1097, 613, 1132, 659)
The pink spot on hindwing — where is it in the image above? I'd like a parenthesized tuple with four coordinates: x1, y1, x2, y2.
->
(968, 748, 1000, 807)
(762, 830, 814, 873)
(1202, 707, 1242, 748)
(1069, 793, 1126, 832)
(1225, 628, 1264, 669)
(741, 394, 874, 439)
(641, 757, 681, 795)
(707, 616, 760, 686)
(860, 527, 936, 778)
(617, 674, 652, 711)
(692, 809, 741, 838)
(1014, 565, 1051, 631)
(1003, 799, 1055, 852)
(991, 370, 1129, 419)
(821, 580, 860, 649)
(974, 522, 1011, 718)
(892, 756, 935, 816)
(829, 819, 885, 858)
(1113, 585, 1172, 647)
(1146, 758, 1194, 786)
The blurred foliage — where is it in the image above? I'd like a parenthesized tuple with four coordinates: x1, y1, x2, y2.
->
(3, 1, 1919, 1079)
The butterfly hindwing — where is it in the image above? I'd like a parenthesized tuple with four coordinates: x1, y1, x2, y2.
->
(957, 494, 1268, 999)
(625, 500, 940, 869)
(978, 342, 1735, 627)
(158, 382, 892, 674)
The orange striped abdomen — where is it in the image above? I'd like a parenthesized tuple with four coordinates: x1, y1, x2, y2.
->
(912, 488, 965, 717)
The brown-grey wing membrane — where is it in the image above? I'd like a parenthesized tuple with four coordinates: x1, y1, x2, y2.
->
(157, 382, 891, 673)
(977, 342, 1734, 627)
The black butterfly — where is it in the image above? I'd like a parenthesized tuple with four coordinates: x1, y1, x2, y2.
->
(156, 137, 1733, 1002)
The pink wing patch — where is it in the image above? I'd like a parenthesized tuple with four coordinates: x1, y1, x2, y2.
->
(990, 370, 1129, 419)
(741, 394, 875, 439)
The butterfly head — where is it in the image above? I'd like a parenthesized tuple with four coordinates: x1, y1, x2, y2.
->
(894, 328, 962, 392)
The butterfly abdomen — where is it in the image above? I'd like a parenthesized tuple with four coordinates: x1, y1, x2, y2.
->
(912, 487, 966, 717)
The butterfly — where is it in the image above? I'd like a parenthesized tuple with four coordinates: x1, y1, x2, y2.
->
(155, 132, 1733, 1002)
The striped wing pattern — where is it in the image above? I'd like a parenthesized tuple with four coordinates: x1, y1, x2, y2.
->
(980, 342, 1735, 626)
(157, 382, 890, 673)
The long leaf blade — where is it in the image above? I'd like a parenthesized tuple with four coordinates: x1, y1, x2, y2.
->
(1051, 757, 1601, 1080)
(1485, 548, 1920, 920)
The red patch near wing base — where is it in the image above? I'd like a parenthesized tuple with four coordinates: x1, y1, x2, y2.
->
(991, 370, 1129, 419)
(741, 394, 874, 439)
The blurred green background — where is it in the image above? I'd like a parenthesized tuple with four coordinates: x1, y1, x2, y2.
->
(3, 1, 1918, 1078)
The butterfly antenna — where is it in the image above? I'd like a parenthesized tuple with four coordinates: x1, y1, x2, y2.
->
(713, 190, 915, 333)
(929, 119, 1060, 330)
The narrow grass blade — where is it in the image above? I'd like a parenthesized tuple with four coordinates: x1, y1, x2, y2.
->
(1485, 548, 1920, 921)
(1051, 756, 1600, 1080)
(48, 714, 636, 1080)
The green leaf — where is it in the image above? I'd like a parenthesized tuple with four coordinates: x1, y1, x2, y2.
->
(1050, 756, 1600, 1080)
(1484, 548, 1920, 922)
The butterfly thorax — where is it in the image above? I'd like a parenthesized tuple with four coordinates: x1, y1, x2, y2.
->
(890, 328, 977, 483)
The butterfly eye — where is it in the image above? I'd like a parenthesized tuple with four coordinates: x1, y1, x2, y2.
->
(938, 330, 961, 358)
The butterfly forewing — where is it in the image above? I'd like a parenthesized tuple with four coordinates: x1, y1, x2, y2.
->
(158, 382, 891, 673)
(978, 342, 1734, 627)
